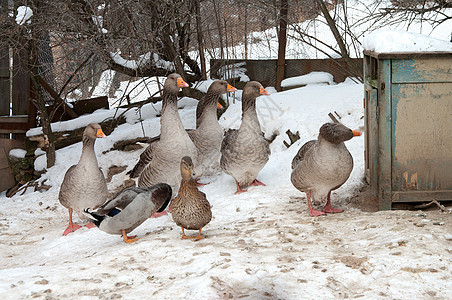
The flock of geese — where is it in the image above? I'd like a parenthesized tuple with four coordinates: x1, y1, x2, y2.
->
(58, 73, 361, 243)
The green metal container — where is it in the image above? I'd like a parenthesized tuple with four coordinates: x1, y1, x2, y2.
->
(364, 51, 452, 210)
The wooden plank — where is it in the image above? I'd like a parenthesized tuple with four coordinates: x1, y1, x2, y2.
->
(0, 129, 27, 134)
(365, 88, 379, 198)
(392, 57, 452, 83)
(0, 78, 9, 116)
(0, 121, 30, 130)
(0, 47, 9, 116)
(377, 59, 393, 210)
(392, 191, 452, 202)
(12, 50, 30, 115)
(0, 116, 28, 122)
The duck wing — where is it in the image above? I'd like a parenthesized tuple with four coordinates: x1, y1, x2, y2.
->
(96, 187, 145, 214)
(291, 140, 316, 169)
(150, 183, 172, 212)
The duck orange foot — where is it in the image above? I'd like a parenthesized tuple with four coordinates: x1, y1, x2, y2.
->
(122, 230, 139, 243)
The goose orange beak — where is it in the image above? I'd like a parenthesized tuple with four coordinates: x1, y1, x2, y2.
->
(96, 129, 106, 138)
(352, 130, 361, 137)
(226, 84, 237, 92)
(177, 78, 189, 88)
(259, 87, 270, 96)
(217, 102, 223, 109)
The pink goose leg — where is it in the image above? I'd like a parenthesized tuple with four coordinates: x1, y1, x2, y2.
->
(234, 180, 247, 194)
(306, 191, 326, 217)
(63, 208, 82, 236)
(322, 191, 343, 213)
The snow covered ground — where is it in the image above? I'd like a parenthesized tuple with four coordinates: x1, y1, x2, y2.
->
(1, 74, 451, 299)
(1, 31, 452, 299)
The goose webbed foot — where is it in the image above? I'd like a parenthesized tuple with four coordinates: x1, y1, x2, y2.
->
(63, 223, 82, 236)
(250, 179, 266, 186)
(84, 222, 97, 229)
(151, 210, 168, 218)
(306, 191, 326, 217)
(234, 180, 248, 194)
(322, 191, 343, 214)
(63, 208, 82, 236)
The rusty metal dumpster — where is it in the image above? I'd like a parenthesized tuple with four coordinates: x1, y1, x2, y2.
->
(364, 51, 452, 210)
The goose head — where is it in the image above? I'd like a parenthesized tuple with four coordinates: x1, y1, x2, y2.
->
(319, 123, 361, 144)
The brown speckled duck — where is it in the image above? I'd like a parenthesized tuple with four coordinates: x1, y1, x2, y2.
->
(291, 123, 361, 216)
(220, 81, 270, 194)
(136, 74, 197, 198)
(129, 80, 236, 182)
(58, 123, 108, 236)
(84, 183, 172, 243)
(171, 156, 212, 240)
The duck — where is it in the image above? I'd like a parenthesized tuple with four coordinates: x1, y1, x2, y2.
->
(220, 81, 270, 194)
(136, 73, 197, 198)
(84, 183, 172, 243)
(58, 123, 108, 236)
(290, 122, 361, 217)
(129, 80, 236, 182)
(171, 156, 212, 240)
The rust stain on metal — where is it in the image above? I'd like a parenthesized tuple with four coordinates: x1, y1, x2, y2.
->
(403, 171, 418, 191)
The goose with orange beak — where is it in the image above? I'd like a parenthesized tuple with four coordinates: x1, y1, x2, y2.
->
(59, 123, 108, 235)
(220, 81, 271, 194)
(290, 122, 361, 216)
(129, 80, 236, 186)
(189, 80, 237, 182)
(137, 73, 197, 207)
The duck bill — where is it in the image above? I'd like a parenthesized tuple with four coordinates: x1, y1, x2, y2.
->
(259, 87, 270, 96)
(226, 84, 237, 92)
(352, 130, 362, 137)
(96, 129, 106, 138)
(177, 78, 189, 88)
(217, 102, 223, 109)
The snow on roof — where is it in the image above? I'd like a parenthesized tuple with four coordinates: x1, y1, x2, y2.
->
(363, 30, 452, 53)
(281, 72, 334, 88)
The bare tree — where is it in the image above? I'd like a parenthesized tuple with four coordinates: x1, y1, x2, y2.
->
(378, 0, 452, 26)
